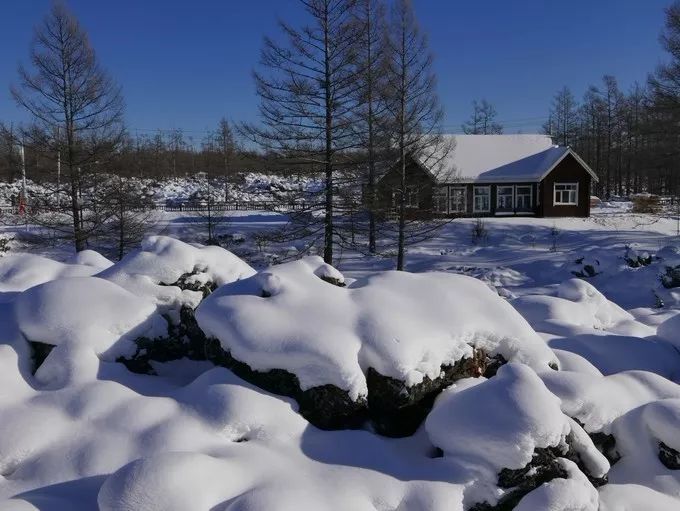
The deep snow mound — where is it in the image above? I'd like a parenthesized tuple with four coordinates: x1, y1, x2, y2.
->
(196, 256, 557, 432)
(198, 257, 556, 399)
(426, 364, 607, 509)
(512, 278, 650, 336)
(98, 236, 256, 311)
(0, 252, 110, 293)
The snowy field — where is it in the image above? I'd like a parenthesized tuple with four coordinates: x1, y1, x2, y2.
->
(1, 201, 680, 510)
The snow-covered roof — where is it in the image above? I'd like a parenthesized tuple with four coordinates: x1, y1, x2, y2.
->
(421, 134, 597, 184)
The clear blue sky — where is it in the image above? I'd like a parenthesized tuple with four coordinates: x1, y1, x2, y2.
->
(0, 0, 672, 141)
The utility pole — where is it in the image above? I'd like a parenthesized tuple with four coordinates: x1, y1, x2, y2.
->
(19, 143, 26, 195)
(57, 150, 61, 208)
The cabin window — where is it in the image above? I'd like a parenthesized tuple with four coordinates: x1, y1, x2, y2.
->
(515, 185, 532, 210)
(449, 187, 467, 214)
(433, 187, 448, 213)
(497, 186, 514, 211)
(554, 183, 578, 206)
(473, 186, 490, 213)
(405, 186, 419, 208)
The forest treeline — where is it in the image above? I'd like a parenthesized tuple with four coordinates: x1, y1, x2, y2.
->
(2, 0, 680, 266)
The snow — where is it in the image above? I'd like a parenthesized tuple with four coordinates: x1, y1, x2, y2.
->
(512, 278, 650, 335)
(428, 134, 557, 183)
(14, 277, 163, 359)
(515, 459, 599, 511)
(425, 364, 570, 472)
(197, 257, 556, 399)
(98, 236, 256, 310)
(2, 196, 680, 509)
(599, 484, 680, 510)
(606, 399, 680, 498)
(0, 254, 104, 293)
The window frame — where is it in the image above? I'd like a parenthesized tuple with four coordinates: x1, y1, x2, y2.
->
(405, 185, 419, 209)
(473, 186, 491, 213)
(433, 186, 449, 214)
(449, 186, 467, 214)
(553, 182, 579, 206)
(515, 185, 533, 210)
(496, 185, 514, 211)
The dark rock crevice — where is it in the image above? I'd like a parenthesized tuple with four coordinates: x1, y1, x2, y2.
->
(28, 340, 54, 374)
(659, 441, 680, 470)
(367, 350, 504, 437)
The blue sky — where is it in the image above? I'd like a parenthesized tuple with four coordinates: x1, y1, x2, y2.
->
(0, 0, 672, 141)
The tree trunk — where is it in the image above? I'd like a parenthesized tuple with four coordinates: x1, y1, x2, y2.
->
(323, 4, 334, 265)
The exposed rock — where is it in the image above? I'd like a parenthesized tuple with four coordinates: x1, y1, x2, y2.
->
(158, 268, 217, 298)
(571, 417, 620, 466)
(471, 447, 570, 511)
(367, 349, 495, 437)
(118, 306, 208, 375)
(624, 249, 653, 268)
(659, 441, 680, 470)
(204, 337, 367, 429)
(661, 265, 680, 289)
(28, 340, 54, 374)
(318, 275, 346, 287)
(571, 257, 601, 279)
(589, 431, 621, 465)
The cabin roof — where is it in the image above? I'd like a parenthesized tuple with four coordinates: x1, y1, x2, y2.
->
(414, 134, 598, 184)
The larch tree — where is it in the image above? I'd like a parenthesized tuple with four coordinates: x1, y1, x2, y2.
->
(383, 0, 448, 271)
(352, 0, 388, 254)
(544, 87, 579, 147)
(243, 0, 360, 265)
(214, 117, 238, 201)
(462, 99, 503, 135)
(11, 1, 124, 252)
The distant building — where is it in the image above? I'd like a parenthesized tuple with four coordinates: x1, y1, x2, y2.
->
(377, 134, 599, 218)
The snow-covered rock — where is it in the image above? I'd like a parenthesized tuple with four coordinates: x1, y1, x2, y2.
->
(14, 276, 163, 358)
(0, 253, 104, 292)
(426, 364, 606, 509)
(98, 236, 256, 311)
(197, 257, 556, 431)
(512, 278, 654, 337)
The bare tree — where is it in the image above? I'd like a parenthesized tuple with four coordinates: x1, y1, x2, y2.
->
(352, 0, 388, 254)
(462, 99, 503, 134)
(383, 0, 447, 270)
(213, 118, 238, 201)
(11, 2, 124, 252)
(544, 87, 579, 146)
(100, 175, 152, 260)
(243, 0, 360, 265)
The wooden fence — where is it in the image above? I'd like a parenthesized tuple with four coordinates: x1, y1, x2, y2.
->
(0, 201, 309, 215)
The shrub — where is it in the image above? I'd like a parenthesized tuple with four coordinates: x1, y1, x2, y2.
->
(631, 194, 662, 214)
(471, 218, 488, 245)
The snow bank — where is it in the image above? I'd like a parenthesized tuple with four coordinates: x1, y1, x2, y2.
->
(657, 313, 680, 347)
(607, 399, 680, 496)
(197, 257, 556, 399)
(14, 277, 163, 358)
(425, 364, 569, 472)
(0, 253, 104, 293)
(98, 236, 255, 310)
(599, 484, 680, 510)
(540, 369, 680, 433)
(515, 459, 599, 511)
(512, 278, 651, 336)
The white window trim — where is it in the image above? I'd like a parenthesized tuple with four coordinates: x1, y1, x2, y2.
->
(496, 185, 514, 211)
(405, 185, 419, 209)
(449, 186, 467, 214)
(514, 185, 533, 210)
(553, 182, 579, 206)
(433, 186, 449, 214)
(473, 186, 491, 213)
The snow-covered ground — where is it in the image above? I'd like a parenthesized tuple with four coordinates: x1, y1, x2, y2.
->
(1, 199, 680, 510)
